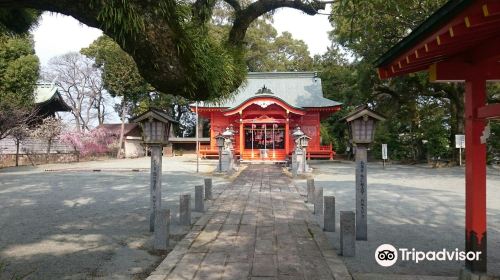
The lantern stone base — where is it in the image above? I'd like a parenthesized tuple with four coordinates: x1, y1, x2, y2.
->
(218, 150, 236, 173)
(292, 150, 310, 175)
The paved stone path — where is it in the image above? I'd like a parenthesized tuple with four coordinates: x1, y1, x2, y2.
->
(147, 164, 351, 280)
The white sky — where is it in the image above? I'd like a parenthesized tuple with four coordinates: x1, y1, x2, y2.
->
(32, 7, 332, 66)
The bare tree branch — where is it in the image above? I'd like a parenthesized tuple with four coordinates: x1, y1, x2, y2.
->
(229, 0, 326, 44)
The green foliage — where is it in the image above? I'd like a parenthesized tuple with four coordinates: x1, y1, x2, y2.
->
(0, 33, 39, 109)
(0, 8, 40, 34)
(81, 35, 151, 102)
(0, 32, 39, 140)
(317, 0, 477, 163)
(211, 8, 313, 72)
(330, 0, 446, 61)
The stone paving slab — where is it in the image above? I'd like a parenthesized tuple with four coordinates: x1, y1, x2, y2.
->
(146, 164, 351, 280)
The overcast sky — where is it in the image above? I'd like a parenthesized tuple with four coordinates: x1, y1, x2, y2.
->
(32, 7, 333, 66)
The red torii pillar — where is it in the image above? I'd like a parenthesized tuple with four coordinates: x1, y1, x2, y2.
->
(431, 59, 500, 272)
(464, 74, 487, 272)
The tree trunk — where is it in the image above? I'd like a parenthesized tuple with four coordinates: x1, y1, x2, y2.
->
(15, 139, 20, 166)
(448, 87, 465, 164)
(47, 139, 52, 155)
(117, 98, 126, 159)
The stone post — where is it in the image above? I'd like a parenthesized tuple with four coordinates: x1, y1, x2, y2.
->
(179, 194, 191, 226)
(355, 144, 368, 240)
(314, 186, 323, 216)
(306, 178, 315, 203)
(324, 196, 335, 232)
(154, 209, 170, 250)
(204, 178, 213, 200)
(150, 144, 162, 232)
(195, 185, 204, 212)
(340, 211, 355, 257)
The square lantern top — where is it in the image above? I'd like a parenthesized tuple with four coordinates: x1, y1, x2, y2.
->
(215, 134, 226, 148)
(297, 135, 311, 148)
(343, 105, 385, 144)
(131, 108, 178, 145)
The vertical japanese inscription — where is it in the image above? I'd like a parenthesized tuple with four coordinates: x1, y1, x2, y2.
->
(355, 146, 368, 240)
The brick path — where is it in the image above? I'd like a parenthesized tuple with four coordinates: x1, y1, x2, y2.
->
(147, 164, 351, 280)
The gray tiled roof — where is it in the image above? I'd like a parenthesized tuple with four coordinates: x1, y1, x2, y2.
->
(201, 72, 341, 109)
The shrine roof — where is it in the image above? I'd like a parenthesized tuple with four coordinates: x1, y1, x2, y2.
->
(34, 83, 71, 112)
(198, 72, 341, 109)
(376, 0, 500, 79)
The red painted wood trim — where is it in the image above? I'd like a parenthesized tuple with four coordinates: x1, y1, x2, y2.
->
(223, 96, 305, 116)
(477, 103, 500, 119)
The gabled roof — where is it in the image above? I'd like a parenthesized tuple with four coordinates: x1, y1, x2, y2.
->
(130, 108, 179, 124)
(34, 83, 71, 112)
(375, 0, 472, 68)
(341, 105, 386, 122)
(375, 0, 500, 79)
(199, 72, 341, 109)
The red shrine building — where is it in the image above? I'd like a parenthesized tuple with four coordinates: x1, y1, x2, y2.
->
(195, 72, 341, 161)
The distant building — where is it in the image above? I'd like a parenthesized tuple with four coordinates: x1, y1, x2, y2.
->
(195, 72, 342, 161)
(34, 83, 71, 118)
(97, 123, 145, 158)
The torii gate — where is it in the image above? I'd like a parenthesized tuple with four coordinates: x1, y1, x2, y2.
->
(376, 0, 500, 277)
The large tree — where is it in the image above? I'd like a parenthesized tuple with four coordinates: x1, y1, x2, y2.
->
(0, 0, 326, 101)
(0, 31, 39, 140)
(321, 0, 475, 162)
(43, 52, 109, 131)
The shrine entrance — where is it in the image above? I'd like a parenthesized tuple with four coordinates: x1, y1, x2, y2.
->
(242, 118, 286, 160)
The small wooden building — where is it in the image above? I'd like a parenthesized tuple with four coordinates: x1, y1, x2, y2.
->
(195, 72, 341, 161)
(98, 123, 145, 158)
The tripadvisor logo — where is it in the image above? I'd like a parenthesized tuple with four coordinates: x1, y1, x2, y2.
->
(375, 244, 482, 267)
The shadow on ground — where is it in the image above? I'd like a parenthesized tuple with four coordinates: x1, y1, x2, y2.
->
(0, 164, 224, 280)
(298, 162, 500, 277)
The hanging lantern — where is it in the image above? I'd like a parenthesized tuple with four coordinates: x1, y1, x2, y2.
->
(131, 108, 178, 145)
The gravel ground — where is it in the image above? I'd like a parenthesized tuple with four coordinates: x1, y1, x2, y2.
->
(296, 161, 500, 278)
(0, 155, 227, 280)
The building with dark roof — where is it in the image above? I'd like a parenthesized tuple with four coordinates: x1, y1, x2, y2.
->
(34, 83, 71, 118)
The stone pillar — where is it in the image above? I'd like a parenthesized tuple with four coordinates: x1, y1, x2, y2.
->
(306, 178, 315, 203)
(340, 211, 355, 257)
(150, 144, 162, 232)
(154, 209, 170, 250)
(179, 194, 191, 226)
(355, 144, 368, 240)
(197, 116, 204, 137)
(314, 186, 323, 216)
(220, 150, 234, 172)
(324, 196, 335, 232)
(204, 178, 213, 200)
(195, 185, 204, 212)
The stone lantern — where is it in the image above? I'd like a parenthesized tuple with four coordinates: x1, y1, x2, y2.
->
(343, 105, 385, 240)
(215, 134, 225, 172)
(132, 109, 177, 230)
(221, 126, 234, 151)
(219, 127, 236, 172)
(291, 126, 310, 175)
(298, 134, 311, 173)
(132, 108, 178, 250)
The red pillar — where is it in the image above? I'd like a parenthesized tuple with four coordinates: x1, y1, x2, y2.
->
(239, 118, 244, 159)
(464, 75, 487, 272)
(285, 114, 290, 156)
